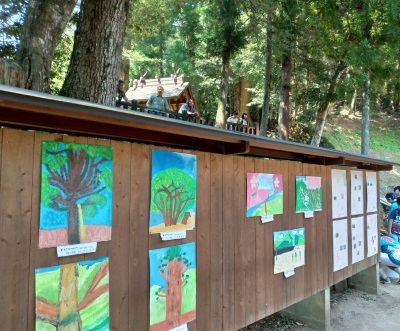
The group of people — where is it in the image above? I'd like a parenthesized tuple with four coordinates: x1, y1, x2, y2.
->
(116, 80, 199, 118)
(227, 111, 249, 126)
(380, 186, 400, 284)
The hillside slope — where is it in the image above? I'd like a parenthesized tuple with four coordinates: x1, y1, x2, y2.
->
(322, 112, 400, 196)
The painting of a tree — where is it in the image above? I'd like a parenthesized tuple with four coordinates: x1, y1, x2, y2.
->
(149, 242, 196, 331)
(150, 150, 196, 234)
(35, 257, 109, 331)
(39, 141, 113, 248)
(273, 228, 305, 274)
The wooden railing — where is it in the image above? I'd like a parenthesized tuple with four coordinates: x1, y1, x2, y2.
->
(131, 104, 259, 135)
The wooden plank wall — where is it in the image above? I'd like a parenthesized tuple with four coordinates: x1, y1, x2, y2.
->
(0, 127, 379, 330)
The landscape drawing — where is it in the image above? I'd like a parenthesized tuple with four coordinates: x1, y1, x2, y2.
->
(149, 242, 196, 331)
(273, 228, 305, 274)
(351, 216, 365, 264)
(246, 173, 283, 217)
(150, 150, 196, 234)
(350, 170, 364, 215)
(367, 214, 378, 257)
(295, 176, 322, 213)
(366, 172, 378, 213)
(39, 141, 113, 248)
(332, 219, 348, 272)
(35, 257, 109, 331)
(331, 169, 348, 219)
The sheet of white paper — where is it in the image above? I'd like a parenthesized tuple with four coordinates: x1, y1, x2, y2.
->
(160, 231, 187, 241)
(304, 211, 314, 218)
(331, 169, 348, 219)
(169, 324, 188, 331)
(261, 215, 274, 223)
(333, 219, 348, 272)
(366, 172, 378, 213)
(351, 216, 365, 264)
(350, 170, 364, 215)
(57, 242, 97, 257)
(367, 214, 378, 257)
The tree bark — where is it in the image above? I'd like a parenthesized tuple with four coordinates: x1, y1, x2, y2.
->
(278, 55, 291, 140)
(165, 259, 184, 329)
(68, 202, 80, 245)
(60, 0, 129, 106)
(58, 264, 81, 331)
(215, 50, 231, 128)
(234, 77, 251, 123)
(260, 16, 273, 136)
(310, 61, 347, 146)
(16, 0, 78, 92)
(361, 70, 370, 155)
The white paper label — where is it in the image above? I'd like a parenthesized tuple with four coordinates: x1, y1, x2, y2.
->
(169, 324, 188, 331)
(261, 215, 274, 223)
(160, 231, 186, 241)
(304, 211, 314, 218)
(57, 242, 97, 257)
(284, 269, 295, 278)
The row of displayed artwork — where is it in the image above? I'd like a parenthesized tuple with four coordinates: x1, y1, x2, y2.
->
(35, 242, 197, 330)
(333, 214, 378, 272)
(247, 169, 378, 220)
(38, 142, 378, 249)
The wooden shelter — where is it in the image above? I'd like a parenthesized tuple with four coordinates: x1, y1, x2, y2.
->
(125, 76, 194, 112)
(0, 85, 397, 330)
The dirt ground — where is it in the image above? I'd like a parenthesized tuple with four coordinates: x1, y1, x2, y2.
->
(241, 281, 400, 330)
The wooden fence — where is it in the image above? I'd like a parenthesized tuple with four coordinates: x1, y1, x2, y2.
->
(0, 126, 380, 330)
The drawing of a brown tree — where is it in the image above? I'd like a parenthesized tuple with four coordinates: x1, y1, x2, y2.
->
(155, 245, 192, 328)
(41, 142, 112, 245)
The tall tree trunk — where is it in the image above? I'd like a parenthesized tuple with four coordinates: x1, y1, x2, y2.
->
(58, 264, 81, 331)
(260, 15, 273, 136)
(166, 259, 183, 329)
(60, 0, 129, 106)
(215, 50, 231, 128)
(68, 202, 80, 244)
(310, 61, 346, 146)
(350, 88, 357, 113)
(16, 0, 78, 92)
(361, 71, 370, 155)
(234, 77, 251, 123)
(278, 55, 291, 140)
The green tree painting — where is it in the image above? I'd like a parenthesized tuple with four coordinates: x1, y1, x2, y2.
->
(149, 242, 196, 330)
(35, 257, 109, 331)
(150, 150, 196, 234)
(39, 141, 113, 248)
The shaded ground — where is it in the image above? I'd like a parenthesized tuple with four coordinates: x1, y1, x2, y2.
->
(241, 282, 400, 330)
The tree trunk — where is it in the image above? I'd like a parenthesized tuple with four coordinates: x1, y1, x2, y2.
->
(162, 211, 176, 227)
(234, 77, 251, 123)
(260, 15, 273, 136)
(350, 88, 357, 112)
(16, 0, 78, 92)
(166, 259, 184, 329)
(68, 202, 80, 245)
(278, 55, 291, 140)
(310, 61, 346, 146)
(60, 0, 129, 106)
(215, 50, 231, 128)
(58, 264, 81, 331)
(361, 71, 370, 155)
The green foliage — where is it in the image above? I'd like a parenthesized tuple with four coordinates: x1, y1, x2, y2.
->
(41, 173, 59, 207)
(151, 168, 196, 223)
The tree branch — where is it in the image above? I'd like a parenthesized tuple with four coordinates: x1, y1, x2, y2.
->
(78, 283, 109, 311)
(36, 297, 58, 326)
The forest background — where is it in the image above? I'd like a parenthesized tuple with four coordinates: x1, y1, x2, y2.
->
(1, 0, 400, 166)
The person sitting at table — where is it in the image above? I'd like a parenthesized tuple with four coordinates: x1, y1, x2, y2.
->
(227, 111, 239, 124)
(178, 99, 199, 118)
(146, 85, 170, 111)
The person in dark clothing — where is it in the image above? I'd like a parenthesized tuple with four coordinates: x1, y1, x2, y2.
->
(116, 80, 132, 109)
